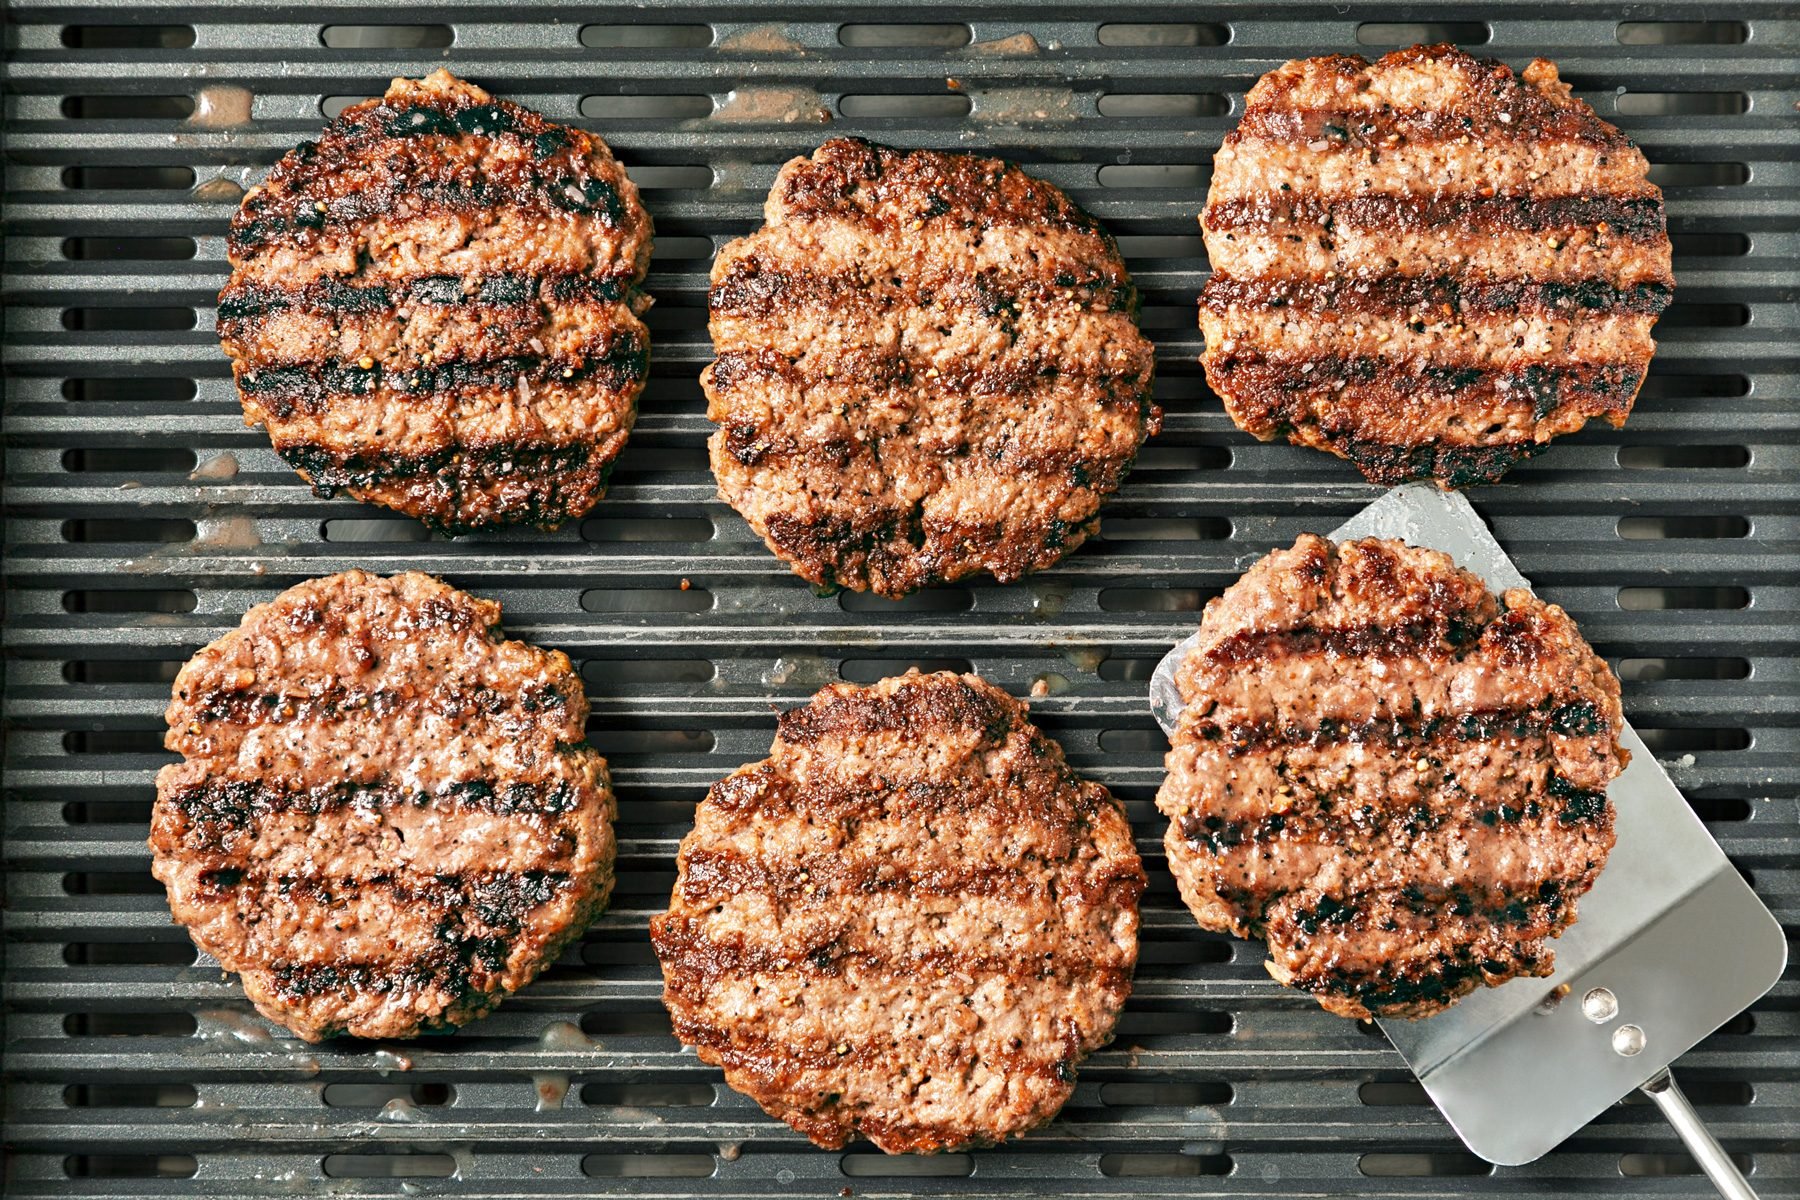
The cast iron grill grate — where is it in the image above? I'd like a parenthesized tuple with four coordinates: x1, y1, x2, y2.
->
(3, 4, 1796, 1196)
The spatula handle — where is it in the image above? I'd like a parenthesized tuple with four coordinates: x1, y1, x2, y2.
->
(1640, 1067, 1758, 1200)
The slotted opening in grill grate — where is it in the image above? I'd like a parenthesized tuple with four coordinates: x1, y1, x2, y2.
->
(3, 4, 1794, 1197)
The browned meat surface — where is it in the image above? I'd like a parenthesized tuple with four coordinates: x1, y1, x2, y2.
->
(651, 671, 1144, 1151)
(219, 70, 652, 532)
(150, 571, 615, 1041)
(1199, 45, 1673, 487)
(1155, 536, 1628, 1019)
(705, 137, 1160, 597)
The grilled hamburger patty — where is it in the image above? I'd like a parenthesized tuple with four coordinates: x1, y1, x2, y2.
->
(1199, 45, 1673, 487)
(150, 571, 615, 1041)
(1156, 536, 1628, 1019)
(705, 137, 1160, 597)
(651, 671, 1144, 1151)
(219, 70, 652, 532)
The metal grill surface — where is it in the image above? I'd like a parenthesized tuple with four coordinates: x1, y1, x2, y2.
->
(2, 3, 1796, 1196)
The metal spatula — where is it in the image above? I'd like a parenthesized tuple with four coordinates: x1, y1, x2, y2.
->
(1149, 484, 1786, 1199)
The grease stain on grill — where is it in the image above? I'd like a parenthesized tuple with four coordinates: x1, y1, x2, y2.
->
(371, 1048, 414, 1075)
(194, 176, 247, 203)
(716, 24, 806, 54)
(762, 653, 836, 688)
(970, 86, 1079, 124)
(539, 1021, 594, 1052)
(966, 32, 1042, 56)
(533, 1073, 571, 1112)
(1063, 645, 1107, 674)
(715, 86, 831, 123)
(322, 1082, 452, 1108)
(194, 515, 264, 550)
(192, 1008, 276, 1047)
(187, 85, 254, 128)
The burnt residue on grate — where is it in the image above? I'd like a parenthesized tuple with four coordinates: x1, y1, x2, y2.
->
(3, 5, 1797, 1197)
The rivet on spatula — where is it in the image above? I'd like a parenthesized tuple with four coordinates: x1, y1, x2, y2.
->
(1612, 1024, 1647, 1057)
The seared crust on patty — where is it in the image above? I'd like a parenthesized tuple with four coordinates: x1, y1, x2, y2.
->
(705, 137, 1160, 597)
(150, 571, 615, 1041)
(651, 671, 1144, 1151)
(1199, 45, 1673, 487)
(220, 70, 653, 532)
(1156, 536, 1628, 1019)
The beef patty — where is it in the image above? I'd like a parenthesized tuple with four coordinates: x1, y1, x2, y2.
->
(219, 69, 652, 532)
(150, 571, 615, 1041)
(1155, 536, 1628, 1019)
(704, 137, 1160, 597)
(651, 671, 1144, 1151)
(1199, 45, 1673, 487)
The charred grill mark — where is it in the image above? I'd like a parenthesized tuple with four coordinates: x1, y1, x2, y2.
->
(707, 769, 1115, 830)
(237, 333, 648, 417)
(169, 776, 586, 829)
(1204, 192, 1667, 241)
(1203, 617, 1487, 666)
(1178, 785, 1608, 856)
(231, 172, 624, 252)
(253, 869, 577, 1002)
(1276, 880, 1586, 1009)
(1206, 352, 1646, 416)
(707, 347, 1151, 405)
(1230, 104, 1632, 149)
(1201, 275, 1672, 320)
(710, 260, 1136, 321)
(720, 421, 1129, 492)
(1311, 950, 1540, 1011)
(775, 138, 1112, 241)
(654, 926, 1131, 1006)
(752, 509, 1102, 594)
(182, 679, 570, 728)
(1338, 439, 1542, 489)
(1189, 698, 1609, 755)
(218, 271, 631, 323)
(671, 1016, 1086, 1094)
(1207, 353, 1646, 482)
(199, 867, 573, 923)
(275, 439, 611, 534)
(776, 676, 1019, 748)
(676, 848, 1139, 910)
(373, 102, 525, 140)
(1548, 773, 1611, 826)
